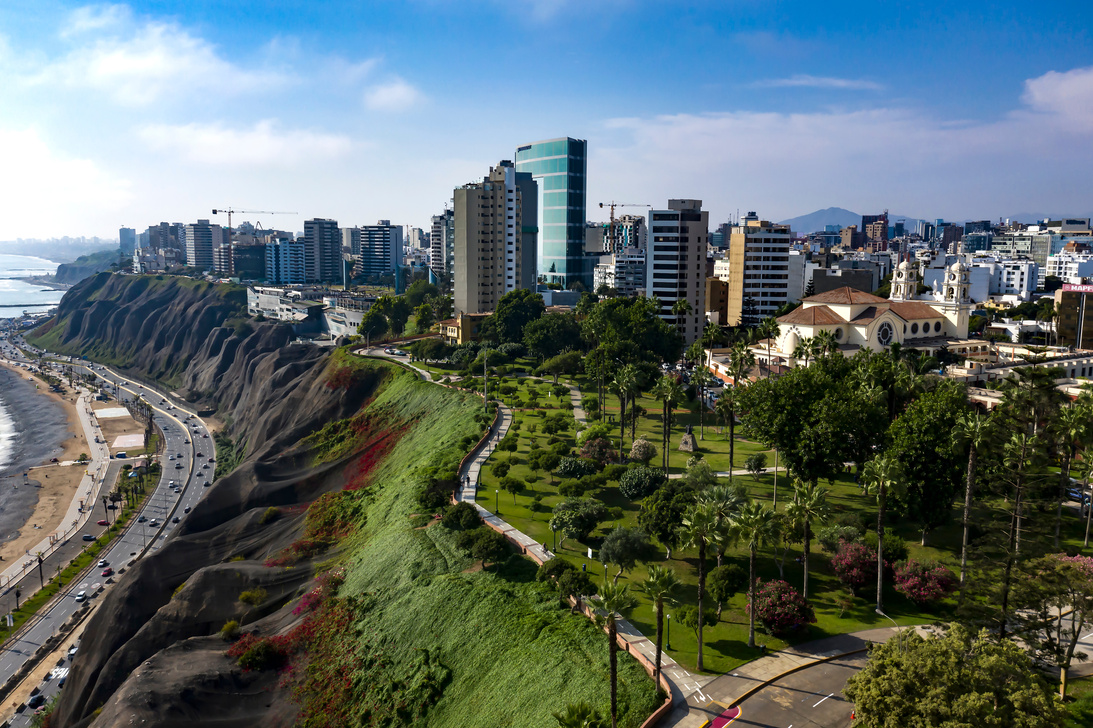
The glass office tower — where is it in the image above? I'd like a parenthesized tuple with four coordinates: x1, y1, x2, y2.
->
(515, 137, 589, 289)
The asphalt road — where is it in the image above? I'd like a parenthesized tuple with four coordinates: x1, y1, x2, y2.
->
(728, 653, 866, 728)
(0, 338, 215, 724)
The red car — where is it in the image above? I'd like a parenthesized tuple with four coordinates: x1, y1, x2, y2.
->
(96, 519, 108, 526)
(101, 567, 113, 577)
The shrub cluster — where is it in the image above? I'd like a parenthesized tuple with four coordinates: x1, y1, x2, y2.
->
(619, 467, 667, 500)
(746, 579, 816, 636)
(892, 559, 956, 606)
(557, 457, 598, 479)
(832, 542, 878, 593)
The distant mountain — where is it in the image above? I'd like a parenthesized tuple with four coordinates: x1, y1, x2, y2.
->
(778, 207, 860, 233)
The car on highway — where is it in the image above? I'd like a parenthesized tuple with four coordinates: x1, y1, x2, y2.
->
(203, 433, 209, 438)
(98, 559, 108, 567)
(96, 519, 107, 526)
(101, 567, 113, 577)
(74, 591, 86, 602)
(137, 515, 147, 523)
(172, 516, 180, 524)
(82, 534, 94, 541)
(184, 506, 191, 513)
(203, 481, 210, 487)
(175, 463, 183, 469)
(28, 694, 45, 709)
(202, 463, 209, 469)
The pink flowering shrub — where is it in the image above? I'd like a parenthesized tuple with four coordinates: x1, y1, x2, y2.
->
(832, 542, 878, 593)
(892, 559, 957, 606)
(746, 579, 816, 636)
(1054, 553, 1093, 579)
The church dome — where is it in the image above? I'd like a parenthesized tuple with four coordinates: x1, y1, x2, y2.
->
(898, 260, 912, 272)
(949, 260, 967, 273)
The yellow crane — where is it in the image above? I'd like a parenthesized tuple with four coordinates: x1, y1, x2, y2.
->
(598, 201, 650, 252)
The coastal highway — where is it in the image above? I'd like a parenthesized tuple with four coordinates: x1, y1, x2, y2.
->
(0, 339, 215, 723)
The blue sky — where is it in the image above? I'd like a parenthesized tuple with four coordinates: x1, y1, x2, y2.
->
(0, 0, 1091, 239)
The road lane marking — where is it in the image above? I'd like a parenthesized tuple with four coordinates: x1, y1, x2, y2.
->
(812, 693, 834, 708)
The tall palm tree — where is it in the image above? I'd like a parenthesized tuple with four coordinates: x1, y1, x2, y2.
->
(640, 564, 680, 684)
(783, 480, 831, 599)
(678, 503, 718, 671)
(1054, 405, 1088, 548)
(671, 298, 693, 331)
(701, 485, 746, 565)
(731, 501, 780, 648)
(612, 365, 639, 458)
(860, 453, 906, 612)
(729, 340, 755, 386)
(587, 583, 638, 728)
(715, 387, 738, 481)
(652, 375, 684, 471)
(551, 702, 609, 728)
(757, 317, 780, 378)
(692, 367, 714, 440)
(951, 411, 993, 591)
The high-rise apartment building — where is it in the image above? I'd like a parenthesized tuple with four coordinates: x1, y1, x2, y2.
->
(119, 227, 136, 255)
(593, 248, 646, 298)
(862, 212, 889, 251)
(453, 160, 538, 316)
(303, 218, 341, 283)
(429, 209, 455, 287)
(514, 137, 587, 288)
(725, 213, 793, 326)
(645, 199, 708, 345)
(604, 214, 647, 254)
(182, 219, 224, 272)
(351, 221, 403, 280)
(265, 238, 308, 284)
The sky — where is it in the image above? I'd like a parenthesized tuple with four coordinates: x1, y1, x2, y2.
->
(0, 0, 1092, 241)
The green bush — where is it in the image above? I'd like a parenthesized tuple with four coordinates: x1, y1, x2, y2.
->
(863, 527, 908, 563)
(619, 467, 667, 500)
(442, 501, 482, 531)
(601, 464, 627, 482)
(536, 558, 576, 583)
(817, 524, 861, 554)
(558, 479, 589, 498)
(220, 620, 240, 640)
(259, 507, 280, 525)
(238, 588, 268, 606)
(239, 639, 285, 671)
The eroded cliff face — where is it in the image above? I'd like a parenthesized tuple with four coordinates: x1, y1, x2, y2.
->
(32, 275, 381, 728)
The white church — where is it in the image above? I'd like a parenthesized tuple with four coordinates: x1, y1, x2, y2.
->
(758, 260, 989, 367)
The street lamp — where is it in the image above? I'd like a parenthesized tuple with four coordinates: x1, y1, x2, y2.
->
(876, 608, 902, 653)
(666, 613, 671, 650)
(495, 489, 499, 514)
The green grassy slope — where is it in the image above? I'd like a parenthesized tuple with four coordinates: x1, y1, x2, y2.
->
(315, 366, 659, 727)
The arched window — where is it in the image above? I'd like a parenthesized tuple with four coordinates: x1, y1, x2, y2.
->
(911, 323, 919, 335)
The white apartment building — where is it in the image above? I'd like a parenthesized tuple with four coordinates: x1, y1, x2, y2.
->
(182, 219, 225, 272)
(969, 254, 1038, 301)
(1045, 252, 1093, 284)
(593, 247, 646, 297)
(645, 199, 708, 344)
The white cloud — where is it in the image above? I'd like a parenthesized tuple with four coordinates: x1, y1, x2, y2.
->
(756, 74, 884, 91)
(0, 127, 131, 239)
(364, 78, 424, 111)
(594, 66, 1093, 223)
(25, 6, 288, 106)
(137, 120, 353, 166)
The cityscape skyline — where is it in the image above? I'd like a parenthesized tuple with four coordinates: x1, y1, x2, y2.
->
(0, 1, 1091, 240)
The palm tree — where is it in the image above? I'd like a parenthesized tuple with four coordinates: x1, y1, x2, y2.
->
(729, 340, 755, 386)
(671, 298, 693, 332)
(640, 564, 680, 684)
(612, 365, 639, 458)
(783, 480, 831, 599)
(814, 329, 838, 357)
(757, 317, 780, 378)
(587, 583, 638, 728)
(652, 375, 684, 471)
(951, 411, 993, 591)
(552, 702, 609, 728)
(860, 453, 906, 612)
(678, 503, 717, 671)
(701, 485, 745, 566)
(731, 501, 780, 648)
(1054, 405, 1088, 548)
(692, 367, 714, 440)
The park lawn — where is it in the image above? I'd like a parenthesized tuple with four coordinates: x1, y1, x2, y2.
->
(1066, 676, 1093, 727)
(476, 396, 1093, 676)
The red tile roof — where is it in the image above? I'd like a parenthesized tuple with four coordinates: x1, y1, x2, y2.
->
(802, 287, 888, 305)
(777, 304, 846, 326)
(888, 301, 942, 320)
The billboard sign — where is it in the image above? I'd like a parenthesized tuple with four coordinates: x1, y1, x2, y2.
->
(1063, 284, 1093, 293)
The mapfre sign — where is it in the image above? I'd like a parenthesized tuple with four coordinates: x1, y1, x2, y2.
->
(1063, 284, 1093, 293)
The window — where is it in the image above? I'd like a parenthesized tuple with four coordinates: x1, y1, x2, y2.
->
(934, 321, 941, 333)
(911, 323, 919, 334)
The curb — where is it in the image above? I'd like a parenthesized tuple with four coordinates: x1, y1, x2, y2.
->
(722, 646, 869, 710)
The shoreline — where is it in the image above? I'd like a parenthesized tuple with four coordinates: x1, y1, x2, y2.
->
(15, 276, 72, 292)
(0, 360, 88, 565)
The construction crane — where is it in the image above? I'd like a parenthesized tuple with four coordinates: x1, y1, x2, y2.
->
(211, 208, 298, 240)
(598, 201, 650, 253)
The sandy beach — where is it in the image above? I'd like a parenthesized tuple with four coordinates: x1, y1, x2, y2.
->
(0, 361, 88, 564)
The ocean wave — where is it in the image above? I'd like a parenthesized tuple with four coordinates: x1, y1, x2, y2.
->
(0, 394, 14, 472)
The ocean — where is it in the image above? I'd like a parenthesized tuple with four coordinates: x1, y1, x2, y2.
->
(0, 253, 63, 318)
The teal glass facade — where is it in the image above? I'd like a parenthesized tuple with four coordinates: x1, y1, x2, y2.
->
(515, 137, 589, 288)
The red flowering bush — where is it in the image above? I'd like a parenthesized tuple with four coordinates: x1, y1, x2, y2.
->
(893, 559, 957, 606)
(746, 579, 816, 636)
(832, 542, 878, 593)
